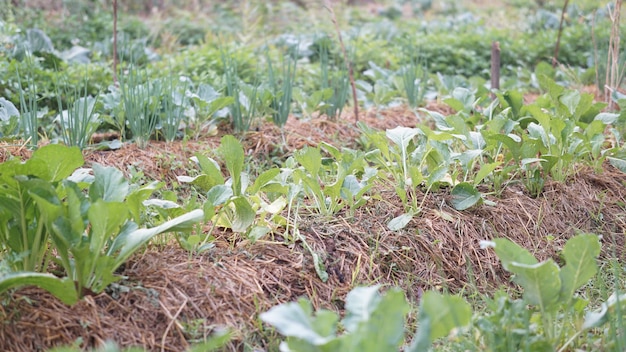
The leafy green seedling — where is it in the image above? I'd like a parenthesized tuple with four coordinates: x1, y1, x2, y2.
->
(262, 285, 471, 352)
(481, 233, 611, 349)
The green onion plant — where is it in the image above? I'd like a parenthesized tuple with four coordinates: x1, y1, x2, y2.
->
(53, 71, 100, 149)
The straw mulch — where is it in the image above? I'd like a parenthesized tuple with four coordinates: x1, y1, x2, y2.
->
(0, 107, 625, 351)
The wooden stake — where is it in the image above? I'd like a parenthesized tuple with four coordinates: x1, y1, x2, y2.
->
(113, 0, 118, 86)
(491, 41, 500, 99)
(553, 0, 570, 67)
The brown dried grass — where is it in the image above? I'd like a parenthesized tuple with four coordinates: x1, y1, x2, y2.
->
(1, 107, 625, 351)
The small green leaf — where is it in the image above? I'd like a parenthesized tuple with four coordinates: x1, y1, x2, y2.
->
(89, 163, 129, 202)
(594, 112, 619, 125)
(491, 238, 538, 271)
(219, 135, 245, 196)
(193, 153, 225, 189)
(583, 292, 626, 329)
(248, 226, 270, 242)
(559, 234, 600, 303)
(230, 196, 255, 233)
(295, 146, 322, 177)
(474, 162, 502, 186)
(260, 300, 336, 345)
(388, 212, 414, 231)
(450, 182, 481, 210)
(407, 291, 471, 351)
(342, 285, 382, 332)
(248, 168, 280, 194)
(509, 260, 561, 312)
(608, 156, 626, 173)
(29, 144, 84, 182)
(207, 185, 233, 206)
(186, 329, 232, 352)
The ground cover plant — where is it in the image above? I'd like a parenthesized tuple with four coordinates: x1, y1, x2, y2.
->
(1, 0, 626, 351)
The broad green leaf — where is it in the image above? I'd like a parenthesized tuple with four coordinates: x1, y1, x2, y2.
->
(408, 291, 471, 351)
(309, 245, 329, 282)
(474, 162, 502, 186)
(502, 90, 524, 119)
(454, 149, 482, 171)
(193, 153, 225, 189)
(29, 144, 83, 182)
(248, 168, 280, 194)
(426, 165, 449, 188)
(219, 135, 245, 196)
(125, 181, 162, 221)
(230, 196, 255, 233)
(295, 146, 322, 177)
(177, 174, 214, 192)
(594, 112, 619, 125)
(537, 75, 564, 100)
(386, 126, 420, 151)
(450, 182, 481, 210)
(187, 329, 232, 352)
(608, 156, 626, 173)
(559, 89, 581, 116)
(113, 209, 203, 266)
(88, 200, 128, 254)
(491, 238, 538, 271)
(0, 97, 19, 121)
(341, 175, 363, 199)
(388, 212, 414, 231)
(142, 199, 180, 209)
(89, 163, 129, 202)
(0, 272, 78, 305)
(488, 134, 521, 162)
(342, 285, 382, 332)
(248, 226, 270, 242)
(521, 157, 546, 170)
(509, 260, 561, 312)
(346, 288, 410, 352)
(260, 300, 337, 345)
(558, 234, 600, 303)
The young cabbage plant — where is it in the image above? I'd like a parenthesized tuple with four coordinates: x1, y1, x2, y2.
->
(179, 135, 286, 247)
(186, 83, 234, 140)
(360, 124, 453, 229)
(0, 144, 83, 272)
(0, 146, 203, 303)
(0, 97, 20, 139)
(261, 285, 471, 352)
(479, 233, 626, 351)
(291, 143, 375, 216)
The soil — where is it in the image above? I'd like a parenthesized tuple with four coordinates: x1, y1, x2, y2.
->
(1, 105, 625, 351)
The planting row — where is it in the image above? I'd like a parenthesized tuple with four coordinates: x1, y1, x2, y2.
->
(2, 76, 626, 287)
(0, 2, 621, 148)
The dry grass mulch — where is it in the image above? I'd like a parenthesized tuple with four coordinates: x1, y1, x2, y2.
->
(1, 108, 626, 351)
